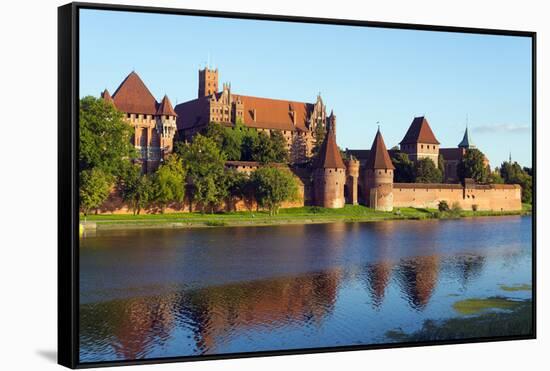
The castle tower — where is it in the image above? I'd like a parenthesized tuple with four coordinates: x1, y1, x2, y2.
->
(313, 125, 346, 208)
(365, 129, 395, 211)
(345, 157, 359, 205)
(458, 126, 476, 149)
(198, 67, 218, 98)
(156, 95, 178, 155)
(101, 89, 114, 104)
(400, 116, 440, 163)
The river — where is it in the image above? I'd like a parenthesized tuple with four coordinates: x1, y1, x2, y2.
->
(79, 216, 532, 362)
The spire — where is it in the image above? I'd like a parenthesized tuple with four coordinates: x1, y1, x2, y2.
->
(366, 129, 395, 170)
(101, 89, 114, 104)
(156, 95, 177, 116)
(313, 124, 345, 169)
(458, 126, 475, 148)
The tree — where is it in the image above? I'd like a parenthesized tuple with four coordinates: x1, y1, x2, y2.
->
(391, 152, 415, 182)
(270, 130, 289, 163)
(79, 96, 135, 176)
(457, 148, 489, 183)
(414, 158, 443, 183)
(241, 128, 259, 161)
(488, 169, 504, 184)
(499, 161, 532, 204)
(250, 166, 299, 215)
(152, 155, 186, 213)
(176, 134, 227, 212)
(203, 122, 243, 161)
(80, 168, 112, 216)
(119, 163, 154, 215)
(312, 124, 327, 157)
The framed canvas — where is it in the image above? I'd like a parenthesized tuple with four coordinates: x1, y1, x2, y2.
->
(58, 2, 536, 368)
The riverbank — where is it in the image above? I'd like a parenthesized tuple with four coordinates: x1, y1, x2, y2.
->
(80, 204, 532, 231)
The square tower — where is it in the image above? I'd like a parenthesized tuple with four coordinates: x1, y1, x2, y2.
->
(198, 67, 219, 98)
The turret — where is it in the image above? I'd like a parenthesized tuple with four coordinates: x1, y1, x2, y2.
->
(156, 95, 177, 154)
(458, 126, 476, 149)
(345, 157, 360, 205)
(101, 89, 114, 105)
(313, 125, 346, 208)
(365, 129, 395, 211)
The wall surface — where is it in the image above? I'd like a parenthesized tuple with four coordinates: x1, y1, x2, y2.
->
(393, 183, 522, 211)
(1, 1, 544, 371)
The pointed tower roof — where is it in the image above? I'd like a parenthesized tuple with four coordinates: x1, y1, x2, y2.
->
(156, 95, 177, 116)
(458, 126, 475, 148)
(313, 126, 345, 169)
(400, 116, 440, 145)
(366, 129, 395, 170)
(101, 89, 114, 104)
(112, 71, 159, 115)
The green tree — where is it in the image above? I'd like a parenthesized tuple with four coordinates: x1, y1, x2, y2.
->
(251, 132, 276, 163)
(176, 134, 227, 213)
(500, 161, 532, 204)
(203, 122, 243, 161)
(270, 130, 289, 163)
(488, 169, 504, 184)
(79, 96, 135, 176)
(312, 124, 327, 157)
(391, 152, 415, 182)
(152, 155, 186, 213)
(414, 158, 443, 183)
(79, 168, 112, 216)
(250, 166, 299, 215)
(120, 164, 154, 215)
(241, 128, 259, 161)
(457, 148, 489, 183)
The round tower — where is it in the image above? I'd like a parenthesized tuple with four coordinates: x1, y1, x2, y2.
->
(365, 129, 395, 211)
(313, 126, 346, 208)
(345, 157, 360, 205)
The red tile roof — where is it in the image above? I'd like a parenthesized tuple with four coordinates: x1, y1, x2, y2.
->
(400, 116, 440, 145)
(156, 95, 177, 116)
(175, 93, 314, 132)
(365, 129, 395, 170)
(314, 126, 345, 169)
(112, 71, 159, 115)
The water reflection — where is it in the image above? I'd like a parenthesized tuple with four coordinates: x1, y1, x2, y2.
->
(80, 216, 532, 362)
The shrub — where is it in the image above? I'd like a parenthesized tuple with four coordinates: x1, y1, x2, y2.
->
(438, 200, 450, 212)
(450, 202, 463, 217)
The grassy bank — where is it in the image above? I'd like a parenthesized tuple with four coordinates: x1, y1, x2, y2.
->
(81, 204, 531, 230)
(386, 297, 532, 342)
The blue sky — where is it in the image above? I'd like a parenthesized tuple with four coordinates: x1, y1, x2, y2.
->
(80, 9, 533, 167)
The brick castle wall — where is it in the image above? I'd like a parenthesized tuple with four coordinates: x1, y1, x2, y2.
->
(392, 183, 521, 211)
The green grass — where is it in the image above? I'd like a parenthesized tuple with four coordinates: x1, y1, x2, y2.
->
(500, 284, 532, 292)
(386, 299, 532, 342)
(80, 204, 528, 230)
(452, 296, 524, 315)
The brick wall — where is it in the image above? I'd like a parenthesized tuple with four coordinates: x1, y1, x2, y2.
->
(393, 183, 521, 211)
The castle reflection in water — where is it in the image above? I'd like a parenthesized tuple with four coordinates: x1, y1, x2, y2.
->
(80, 252, 486, 359)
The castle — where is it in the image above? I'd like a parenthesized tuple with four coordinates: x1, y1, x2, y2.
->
(99, 68, 522, 213)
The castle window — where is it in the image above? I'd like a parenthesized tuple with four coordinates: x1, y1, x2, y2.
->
(421, 144, 424, 149)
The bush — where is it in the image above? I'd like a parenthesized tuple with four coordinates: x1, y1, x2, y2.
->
(438, 200, 450, 212)
(450, 202, 463, 217)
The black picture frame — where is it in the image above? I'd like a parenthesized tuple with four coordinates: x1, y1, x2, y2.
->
(58, 2, 537, 369)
